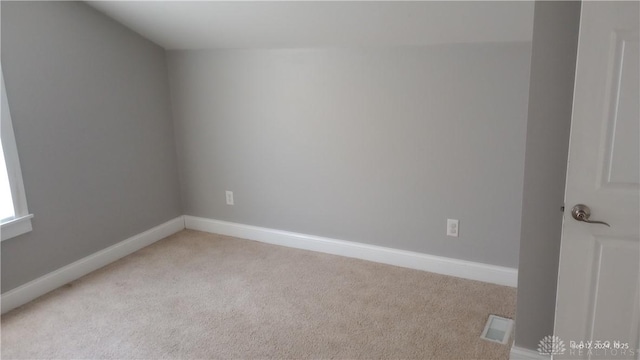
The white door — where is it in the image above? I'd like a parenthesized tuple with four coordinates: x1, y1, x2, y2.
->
(555, 1, 639, 360)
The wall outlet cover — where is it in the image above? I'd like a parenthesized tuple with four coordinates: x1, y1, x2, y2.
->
(447, 219, 459, 237)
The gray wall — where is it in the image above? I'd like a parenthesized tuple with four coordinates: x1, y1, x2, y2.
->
(1, 1, 182, 292)
(514, 1, 581, 351)
(168, 43, 531, 268)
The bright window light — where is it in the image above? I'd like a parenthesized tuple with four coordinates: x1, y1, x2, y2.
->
(0, 139, 15, 221)
(1, 65, 32, 241)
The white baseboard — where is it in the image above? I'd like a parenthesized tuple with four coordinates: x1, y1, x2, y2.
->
(2, 215, 517, 314)
(510, 346, 550, 360)
(184, 216, 518, 287)
(1, 216, 185, 314)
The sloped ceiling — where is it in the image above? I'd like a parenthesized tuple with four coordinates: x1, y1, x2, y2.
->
(87, 1, 534, 50)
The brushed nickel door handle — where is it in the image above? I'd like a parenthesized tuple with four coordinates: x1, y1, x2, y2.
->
(571, 204, 610, 227)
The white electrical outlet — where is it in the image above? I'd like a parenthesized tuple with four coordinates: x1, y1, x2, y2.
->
(447, 219, 459, 237)
(225, 191, 234, 205)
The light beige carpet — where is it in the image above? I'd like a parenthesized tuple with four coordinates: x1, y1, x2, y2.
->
(1, 230, 516, 359)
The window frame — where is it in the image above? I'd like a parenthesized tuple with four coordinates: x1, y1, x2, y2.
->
(1, 67, 33, 241)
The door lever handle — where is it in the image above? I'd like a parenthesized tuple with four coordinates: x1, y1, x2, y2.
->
(571, 204, 610, 227)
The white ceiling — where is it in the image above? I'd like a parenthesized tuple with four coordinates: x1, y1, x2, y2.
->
(88, 1, 534, 50)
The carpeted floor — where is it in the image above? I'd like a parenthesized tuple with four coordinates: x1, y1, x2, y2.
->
(1, 230, 516, 359)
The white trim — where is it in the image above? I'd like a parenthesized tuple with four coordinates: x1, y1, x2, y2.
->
(509, 345, 551, 360)
(185, 216, 518, 287)
(510, 346, 550, 360)
(1, 213, 33, 241)
(1, 216, 185, 314)
(1, 67, 31, 226)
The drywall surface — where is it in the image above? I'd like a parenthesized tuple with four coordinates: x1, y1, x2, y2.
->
(514, 1, 581, 351)
(168, 43, 531, 268)
(88, 1, 534, 50)
(1, 2, 182, 292)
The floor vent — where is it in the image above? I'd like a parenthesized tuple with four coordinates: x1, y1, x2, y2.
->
(480, 314, 514, 345)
